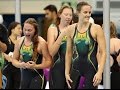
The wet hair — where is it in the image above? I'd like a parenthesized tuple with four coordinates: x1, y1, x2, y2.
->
(110, 21, 117, 38)
(56, 5, 74, 25)
(44, 5, 57, 14)
(8, 21, 20, 36)
(77, 1, 92, 13)
(24, 18, 39, 62)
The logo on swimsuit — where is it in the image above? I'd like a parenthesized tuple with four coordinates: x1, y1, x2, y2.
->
(77, 33, 86, 39)
(62, 35, 67, 41)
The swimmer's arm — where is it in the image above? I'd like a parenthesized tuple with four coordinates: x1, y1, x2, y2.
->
(96, 25, 106, 74)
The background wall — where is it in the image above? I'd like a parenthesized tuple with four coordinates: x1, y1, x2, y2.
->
(0, 0, 78, 14)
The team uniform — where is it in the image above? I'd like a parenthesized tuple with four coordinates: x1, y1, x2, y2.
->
(19, 37, 46, 89)
(70, 23, 98, 89)
(49, 25, 68, 89)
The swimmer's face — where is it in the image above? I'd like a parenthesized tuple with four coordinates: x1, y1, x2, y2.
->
(23, 23, 35, 38)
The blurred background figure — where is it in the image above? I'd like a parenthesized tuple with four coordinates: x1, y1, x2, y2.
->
(110, 21, 120, 89)
(40, 5, 58, 41)
(0, 23, 9, 89)
(3, 21, 22, 89)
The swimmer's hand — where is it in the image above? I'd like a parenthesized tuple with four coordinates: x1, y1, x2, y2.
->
(26, 61, 36, 69)
(65, 74, 73, 89)
(93, 72, 102, 87)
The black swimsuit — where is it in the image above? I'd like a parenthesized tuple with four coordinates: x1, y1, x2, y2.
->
(20, 38, 46, 89)
(49, 25, 68, 89)
(111, 49, 120, 72)
(71, 23, 98, 89)
(3, 38, 21, 89)
(111, 49, 120, 89)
